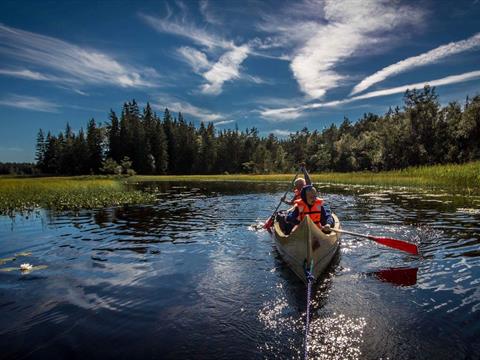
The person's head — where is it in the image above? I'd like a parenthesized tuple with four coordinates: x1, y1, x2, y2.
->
(294, 178, 306, 191)
(301, 185, 317, 205)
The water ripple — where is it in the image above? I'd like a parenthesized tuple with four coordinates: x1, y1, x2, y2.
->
(0, 182, 479, 359)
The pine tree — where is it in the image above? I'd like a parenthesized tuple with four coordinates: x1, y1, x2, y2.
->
(73, 128, 89, 174)
(107, 110, 121, 162)
(44, 132, 61, 174)
(163, 108, 177, 173)
(154, 117, 169, 173)
(86, 118, 103, 173)
(35, 129, 46, 172)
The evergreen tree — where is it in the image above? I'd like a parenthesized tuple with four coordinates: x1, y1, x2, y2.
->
(44, 132, 61, 174)
(86, 119, 103, 173)
(163, 108, 177, 173)
(195, 122, 217, 173)
(73, 128, 89, 174)
(35, 129, 46, 172)
(107, 110, 121, 162)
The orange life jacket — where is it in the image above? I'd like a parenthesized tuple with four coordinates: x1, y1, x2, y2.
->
(294, 198, 324, 226)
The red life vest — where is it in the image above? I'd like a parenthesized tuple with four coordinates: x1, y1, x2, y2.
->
(294, 198, 324, 226)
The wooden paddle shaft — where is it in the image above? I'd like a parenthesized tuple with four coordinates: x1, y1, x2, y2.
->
(332, 228, 376, 240)
(272, 171, 300, 214)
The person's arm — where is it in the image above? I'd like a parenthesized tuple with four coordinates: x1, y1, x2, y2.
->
(320, 204, 335, 227)
(280, 194, 294, 206)
(286, 207, 300, 225)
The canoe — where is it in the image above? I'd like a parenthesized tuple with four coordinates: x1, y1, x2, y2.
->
(272, 214, 340, 283)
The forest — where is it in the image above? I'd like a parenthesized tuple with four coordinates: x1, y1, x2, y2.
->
(33, 86, 480, 175)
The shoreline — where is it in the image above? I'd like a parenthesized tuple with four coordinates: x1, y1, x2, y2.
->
(1, 161, 479, 214)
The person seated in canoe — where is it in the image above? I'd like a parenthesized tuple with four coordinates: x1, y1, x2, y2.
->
(280, 164, 312, 205)
(279, 185, 335, 235)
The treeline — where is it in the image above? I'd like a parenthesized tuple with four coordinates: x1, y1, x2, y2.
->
(0, 162, 37, 175)
(35, 86, 480, 175)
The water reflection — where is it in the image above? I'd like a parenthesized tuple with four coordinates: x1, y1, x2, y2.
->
(0, 182, 479, 359)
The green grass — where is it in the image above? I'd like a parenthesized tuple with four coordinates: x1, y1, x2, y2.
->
(132, 161, 480, 192)
(0, 176, 155, 215)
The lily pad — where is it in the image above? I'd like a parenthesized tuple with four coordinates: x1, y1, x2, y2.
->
(0, 257, 16, 265)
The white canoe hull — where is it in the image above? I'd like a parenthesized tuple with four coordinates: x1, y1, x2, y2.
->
(272, 214, 340, 283)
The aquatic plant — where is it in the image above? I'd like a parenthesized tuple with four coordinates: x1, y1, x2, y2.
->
(0, 176, 155, 215)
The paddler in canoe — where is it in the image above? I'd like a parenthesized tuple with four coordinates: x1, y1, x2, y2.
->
(276, 165, 335, 235)
(277, 185, 335, 235)
(280, 163, 312, 205)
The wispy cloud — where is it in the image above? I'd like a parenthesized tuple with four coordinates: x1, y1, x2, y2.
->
(139, 13, 232, 50)
(178, 45, 261, 92)
(260, 70, 480, 120)
(0, 23, 159, 88)
(0, 94, 60, 113)
(214, 120, 234, 126)
(199, 0, 223, 25)
(0, 68, 53, 81)
(152, 95, 225, 122)
(258, 0, 424, 99)
(177, 46, 211, 72)
(349, 70, 480, 101)
(352, 32, 480, 95)
(270, 129, 292, 137)
(141, 10, 251, 95)
(259, 107, 304, 121)
(201, 44, 250, 95)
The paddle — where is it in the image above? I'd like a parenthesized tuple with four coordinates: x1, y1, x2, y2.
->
(263, 170, 300, 229)
(332, 228, 419, 255)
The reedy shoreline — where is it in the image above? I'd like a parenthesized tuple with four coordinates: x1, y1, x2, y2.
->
(132, 161, 480, 191)
(1, 161, 478, 214)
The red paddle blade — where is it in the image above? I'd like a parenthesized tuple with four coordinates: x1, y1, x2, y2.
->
(373, 267, 418, 286)
(263, 216, 274, 229)
(369, 236, 419, 255)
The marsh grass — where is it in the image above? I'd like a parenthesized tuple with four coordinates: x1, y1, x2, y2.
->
(132, 161, 480, 192)
(1, 162, 478, 215)
(0, 176, 154, 215)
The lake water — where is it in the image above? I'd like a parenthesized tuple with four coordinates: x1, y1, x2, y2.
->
(1, 182, 479, 359)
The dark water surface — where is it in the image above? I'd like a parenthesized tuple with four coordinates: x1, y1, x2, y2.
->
(1, 182, 479, 359)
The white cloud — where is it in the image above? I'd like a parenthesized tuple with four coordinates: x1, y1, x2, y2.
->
(199, 0, 223, 25)
(152, 96, 224, 122)
(259, 106, 304, 121)
(141, 13, 251, 95)
(0, 23, 159, 88)
(0, 68, 53, 81)
(0, 94, 60, 113)
(214, 120, 234, 126)
(349, 70, 480, 101)
(258, 0, 424, 99)
(139, 13, 232, 50)
(352, 32, 480, 95)
(260, 70, 480, 120)
(270, 129, 292, 137)
(177, 46, 211, 72)
(201, 44, 250, 95)
(243, 74, 267, 84)
(177, 45, 254, 94)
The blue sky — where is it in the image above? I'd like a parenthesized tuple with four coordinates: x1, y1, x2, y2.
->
(1, 0, 479, 162)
